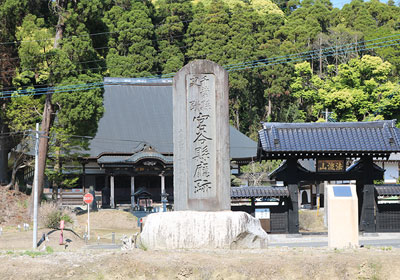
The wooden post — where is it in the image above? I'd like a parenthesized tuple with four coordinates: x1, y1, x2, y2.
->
(110, 175, 115, 209)
(82, 163, 86, 194)
(360, 157, 376, 233)
(131, 176, 135, 209)
(288, 184, 299, 234)
(251, 198, 255, 217)
(361, 184, 376, 232)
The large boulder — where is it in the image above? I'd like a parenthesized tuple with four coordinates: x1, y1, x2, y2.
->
(139, 211, 268, 250)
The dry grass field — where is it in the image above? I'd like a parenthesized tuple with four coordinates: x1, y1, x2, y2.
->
(1, 245, 400, 279)
(1, 189, 400, 279)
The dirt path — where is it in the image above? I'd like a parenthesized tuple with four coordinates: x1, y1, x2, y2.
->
(1, 203, 398, 279)
(1, 247, 400, 279)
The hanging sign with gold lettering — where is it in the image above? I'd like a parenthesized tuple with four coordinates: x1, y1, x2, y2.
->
(316, 159, 346, 172)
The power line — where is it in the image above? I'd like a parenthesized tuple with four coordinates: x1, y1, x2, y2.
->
(0, 43, 191, 83)
(1, 33, 400, 97)
(1, 17, 398, 87)
(0, 39, 397, 98)
(0, 12, 225, 47)
(226, 40, 400, 72)
(224, 33, 400, 70)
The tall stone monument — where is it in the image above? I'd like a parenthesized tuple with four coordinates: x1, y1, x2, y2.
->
(139, 60, 268, 250)
(173, 60, 230, 211)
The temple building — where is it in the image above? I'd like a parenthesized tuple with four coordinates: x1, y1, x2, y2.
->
(79, 77, 257, 208)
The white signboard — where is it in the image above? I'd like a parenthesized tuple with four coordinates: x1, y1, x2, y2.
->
(255, 208, 270, 219)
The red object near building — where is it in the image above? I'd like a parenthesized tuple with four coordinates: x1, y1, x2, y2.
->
(83, 193, 94, 204)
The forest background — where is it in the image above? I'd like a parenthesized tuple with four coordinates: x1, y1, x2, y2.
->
(1, 0, 400, 192)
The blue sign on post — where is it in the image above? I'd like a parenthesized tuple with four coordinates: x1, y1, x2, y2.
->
(333, 186, 352, 197)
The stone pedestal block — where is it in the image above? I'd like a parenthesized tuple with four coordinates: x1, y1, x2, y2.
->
(140, 211, 268, 250)
(328, 184, 359, 249)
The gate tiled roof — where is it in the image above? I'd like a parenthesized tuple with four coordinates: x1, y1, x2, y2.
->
(375, 185, 400, 196)
(258, 120, 400, 159)
(231, 186, 289, 198)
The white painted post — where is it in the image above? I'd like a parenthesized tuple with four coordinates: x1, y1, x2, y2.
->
(131, 176, 135, 209)
(324, 181, 328, 227)
(316, 184, 320, 216)
(87, 202, 90, 240)
(33, 123, 40, 249)
(110, 175, 115, 208)
(161, 174, 165, 195)
(160, 174, 166, 212)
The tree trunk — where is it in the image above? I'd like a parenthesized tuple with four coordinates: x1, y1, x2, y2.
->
(5, 159, 18, 190)
(52, 148, 61, 201)
(29, 1, 65, 215)
(235, 109, 240, 130)
(29, 94, 54, 216)
(319, 37, 322, 77)
(267, 96, 272, 119)
(0, 114, 10, 185)
(355, 35, 358, 58)
(335, 44, 338, 75)
(0, 140, 8, 185)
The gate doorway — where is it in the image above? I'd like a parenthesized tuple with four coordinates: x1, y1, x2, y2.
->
(257, 121, 400, 233)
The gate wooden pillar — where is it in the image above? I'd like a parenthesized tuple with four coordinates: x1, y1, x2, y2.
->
(361, 184, 376, 232)
(360, 157, 376, 233)
(288, 184, 299, 234)
(286, 158, 300, 234)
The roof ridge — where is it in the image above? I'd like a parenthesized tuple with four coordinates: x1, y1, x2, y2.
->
(104, 77, 172, 86)
(262, 120, 396, 129)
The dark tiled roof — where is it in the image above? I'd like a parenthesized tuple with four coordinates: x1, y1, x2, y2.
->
(98, 144, 173, 165)
(258, 121, 400, 159)
(87, 77, 256, 160)
(375, 185, 400, 196)
(231, 186, 289, 198)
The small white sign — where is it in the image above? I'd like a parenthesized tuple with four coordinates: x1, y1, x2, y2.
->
(255, 208, 270, 219)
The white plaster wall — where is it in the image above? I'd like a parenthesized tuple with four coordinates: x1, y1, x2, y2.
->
(384, 162, 398, 183)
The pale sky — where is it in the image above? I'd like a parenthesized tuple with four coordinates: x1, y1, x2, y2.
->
(331, 0, 389, 9)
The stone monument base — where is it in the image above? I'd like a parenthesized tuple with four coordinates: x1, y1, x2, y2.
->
(139, 211, 268, 250)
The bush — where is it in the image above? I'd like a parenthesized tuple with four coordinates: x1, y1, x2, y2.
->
(39, 202, 75, 229)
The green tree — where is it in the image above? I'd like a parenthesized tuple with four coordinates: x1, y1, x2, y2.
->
(10, 1, 105, 206)
(185, 0, 230, 64)
(104, 1, 157, 77)
(154, 0, 193, 74)
(225, 3, 264, 133)
(291, 55, 398, 122)
(0, 0, 48, 185)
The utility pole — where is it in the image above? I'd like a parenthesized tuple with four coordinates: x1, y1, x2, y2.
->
(325, 108, 328, 122)
(33, 123, 40, 249)
(319, 37, 322, 77)
(323, 108, 333, 122)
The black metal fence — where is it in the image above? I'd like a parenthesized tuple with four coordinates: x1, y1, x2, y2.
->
(376, 203, 400, 232)
(231, 204, 288, 233)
